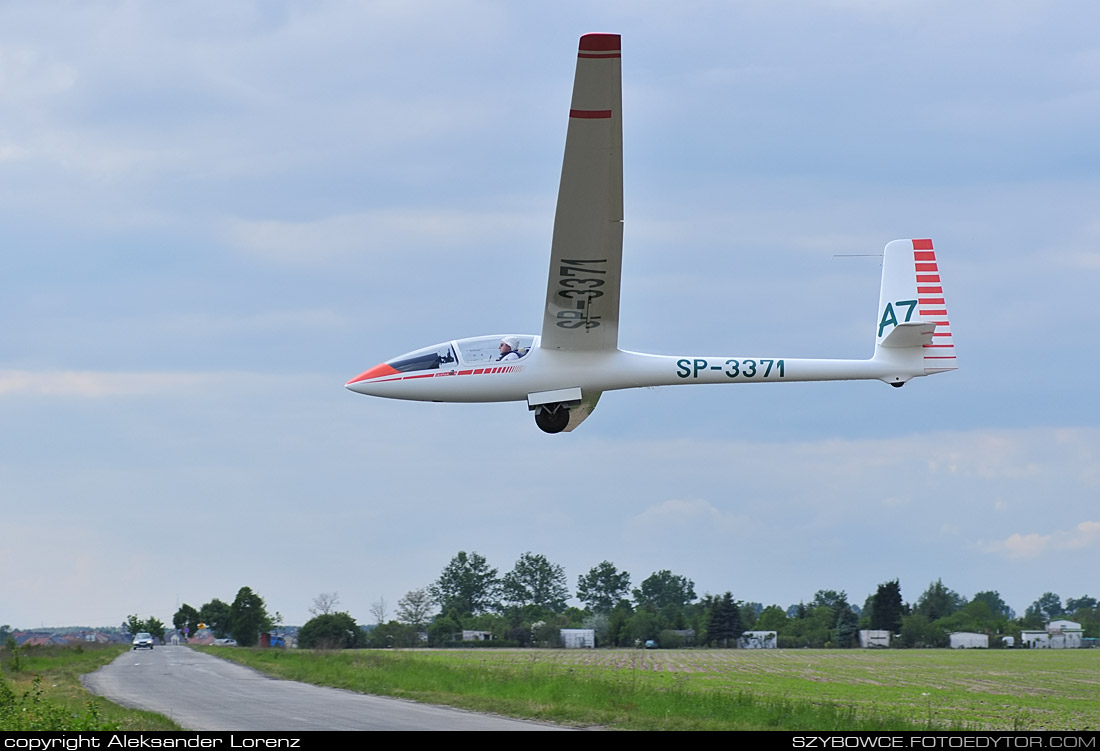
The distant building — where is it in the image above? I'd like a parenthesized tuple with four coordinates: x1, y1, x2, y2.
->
(859, 630, 891, 648)
(1021, 620, 1084, 649)
(1022, 620, 1083, 649)
(560, 629, 595, 649)
(739, 631, 777, 649)
(461, 630, 492, 642)
(949, 632, 988, 649)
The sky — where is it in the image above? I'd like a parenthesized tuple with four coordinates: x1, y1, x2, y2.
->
(2, 1, 1098, 629)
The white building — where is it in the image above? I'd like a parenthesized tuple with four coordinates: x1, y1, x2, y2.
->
(560, 628, 595, 648)
(739, 630, 777, 649)
(949, 632, 989, 649)
(859, 630, 891, 648)
(1021, 620, 1083, 649)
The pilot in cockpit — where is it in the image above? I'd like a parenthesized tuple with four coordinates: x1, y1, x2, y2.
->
(498, 336, 523, 361)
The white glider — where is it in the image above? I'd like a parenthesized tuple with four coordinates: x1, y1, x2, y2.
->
(346, 33, 957, 433)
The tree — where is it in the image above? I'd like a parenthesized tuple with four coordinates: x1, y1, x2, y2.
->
(229, 587, 271, 647)
(1065, 595, 1097, 613)
(501, 552, 570, 612)
(704, 593, 742, 647)
(756, 604, 788, 631)
(869, 580, 904, 632)
(368, 596, 388, 626)
(173, 604, 200, 636)
(198, 598, 232, 638)
(309, 592, 340, 617)
(834, 604, 860, 648)
(368, 620, 421, 648)
(606, 600, 633, 647)
(144, 616, 166, 641)
(124, 615, 165, 640)
(915, 579, 966, 621)
(429, 551, 500, 616)
(396, 588, 435, 630)
(633, 570, 696, 610)
(740, 602, 763, 630)
(298, 612, 365, 649)
(626, 609, 661, 644)
(1028, 592, 1063, 622)
(897, 613, 947, 648)
(971, 591, 1015, 620)
(812, 590, 848, 612)
(576, 561, 631, 613)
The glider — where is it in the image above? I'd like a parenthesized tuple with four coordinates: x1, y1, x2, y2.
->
(346, 33, 957, 433)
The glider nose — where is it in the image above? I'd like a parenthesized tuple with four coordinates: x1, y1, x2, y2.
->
(346, 363, 399, 394)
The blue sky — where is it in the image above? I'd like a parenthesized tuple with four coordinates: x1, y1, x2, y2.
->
(2, 1, 1098, 628)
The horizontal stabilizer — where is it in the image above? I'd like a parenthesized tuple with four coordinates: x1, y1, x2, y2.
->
(879, 321, 936, 349)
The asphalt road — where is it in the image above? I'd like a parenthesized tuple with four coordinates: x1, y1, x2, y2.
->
(82, 646, 568, 731)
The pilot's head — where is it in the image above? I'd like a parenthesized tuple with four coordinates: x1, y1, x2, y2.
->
(500, 336, 520, 353)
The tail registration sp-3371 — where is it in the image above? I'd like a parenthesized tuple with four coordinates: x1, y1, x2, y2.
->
(346, 34, 957, 433)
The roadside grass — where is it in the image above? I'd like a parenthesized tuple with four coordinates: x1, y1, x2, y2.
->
(199, 647, 946, 731)
(0, 644, 181, 731)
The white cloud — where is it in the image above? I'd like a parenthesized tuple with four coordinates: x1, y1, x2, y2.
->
(627, 498, 748, 536)
(978, 521, 1100, 560)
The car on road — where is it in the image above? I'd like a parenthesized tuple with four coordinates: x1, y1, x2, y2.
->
(212, 638, 238, 646)
(132, 632, 154, 650)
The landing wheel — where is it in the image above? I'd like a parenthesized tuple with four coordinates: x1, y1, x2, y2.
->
(535, 405, 570, 434)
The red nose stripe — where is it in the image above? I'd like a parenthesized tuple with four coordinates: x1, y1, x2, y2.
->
(347, 363, 400, 385)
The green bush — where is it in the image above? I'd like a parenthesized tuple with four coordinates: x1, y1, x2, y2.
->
(0, 673, 117, 731)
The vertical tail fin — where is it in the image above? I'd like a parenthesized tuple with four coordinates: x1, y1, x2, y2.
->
(874, 239, 957, 382)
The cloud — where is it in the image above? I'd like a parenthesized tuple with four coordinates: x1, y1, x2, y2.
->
(627, 498, 746, 536)
(978, 521, 1100, 559)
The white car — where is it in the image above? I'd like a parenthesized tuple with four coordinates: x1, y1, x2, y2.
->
(132, 632, 154, 650)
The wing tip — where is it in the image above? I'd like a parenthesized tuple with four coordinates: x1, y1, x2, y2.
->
(579, 33, 621, 52)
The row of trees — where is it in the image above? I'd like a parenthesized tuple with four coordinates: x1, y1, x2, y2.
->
(158, 557, 1097, 652)
(346, 552, 1098, 650)
(169, 587, 276, 647)
(124, 614, 166, 640)
(426, 552, 696, 616)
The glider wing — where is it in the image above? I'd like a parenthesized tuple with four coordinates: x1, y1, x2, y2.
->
(540, 33, 624, 352)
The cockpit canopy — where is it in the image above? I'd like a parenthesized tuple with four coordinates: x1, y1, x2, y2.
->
(383, 335, 536, 374)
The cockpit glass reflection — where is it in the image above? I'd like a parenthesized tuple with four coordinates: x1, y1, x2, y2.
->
(384, 343, 457, 373)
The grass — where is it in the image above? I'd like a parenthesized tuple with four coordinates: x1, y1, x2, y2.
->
(0, 643, 181, 731)
(199, 646, 1081, 731)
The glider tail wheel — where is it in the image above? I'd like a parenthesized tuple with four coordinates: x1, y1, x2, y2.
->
(534, 404, 570, 434)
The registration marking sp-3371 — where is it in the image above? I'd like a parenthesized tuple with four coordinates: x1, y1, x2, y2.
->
(345, 33, 957, 433)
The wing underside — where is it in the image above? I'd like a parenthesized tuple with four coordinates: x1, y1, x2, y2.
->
(540, 33, 624, 352)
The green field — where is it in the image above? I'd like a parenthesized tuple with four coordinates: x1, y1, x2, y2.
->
(0, 644, 181, 731)
(201, 647, 1100, 731)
